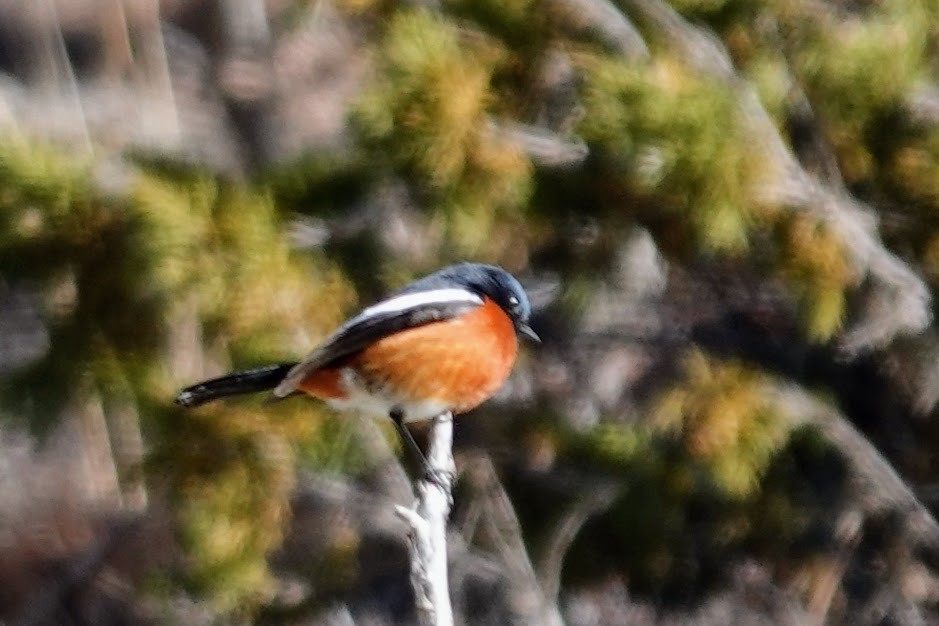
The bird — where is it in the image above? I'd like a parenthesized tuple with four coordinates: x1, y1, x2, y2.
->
(175, 263, 539, 462)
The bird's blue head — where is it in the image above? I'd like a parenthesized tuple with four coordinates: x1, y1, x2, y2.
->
(401, 263, 539, 341)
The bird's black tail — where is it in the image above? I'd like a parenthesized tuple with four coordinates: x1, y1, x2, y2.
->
(175, 363, 298, 408)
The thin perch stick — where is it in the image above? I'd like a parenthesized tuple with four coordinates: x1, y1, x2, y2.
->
(395, 412, 456, 626)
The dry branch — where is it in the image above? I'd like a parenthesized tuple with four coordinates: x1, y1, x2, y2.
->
(395, 412, 456, 626)
(487, 119, 589, 167)
(465, 455, 568, 626)
(770, 382, 939, 548)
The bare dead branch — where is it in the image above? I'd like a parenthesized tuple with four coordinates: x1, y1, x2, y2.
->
(395, 412, 456, 626)
(770, 382, 939, 549)
(466, 455, 567, 626)
(486, 119, 589, 167)
(538, 483, 619, 604)
(550, 0, 649, 60)
(803, 509, 863, 626)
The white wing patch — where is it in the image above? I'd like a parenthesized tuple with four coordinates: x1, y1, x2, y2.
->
(355, 288, 482, 320)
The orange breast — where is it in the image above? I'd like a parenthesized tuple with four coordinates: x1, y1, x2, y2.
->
(353, 297, 519, 413)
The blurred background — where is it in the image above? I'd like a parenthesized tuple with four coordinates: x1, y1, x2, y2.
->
(1, 0, 939, 624)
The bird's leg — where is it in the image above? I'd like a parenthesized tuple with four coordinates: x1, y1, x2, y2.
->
(390, 408, 453, 493)
(390, 407, 428, 473)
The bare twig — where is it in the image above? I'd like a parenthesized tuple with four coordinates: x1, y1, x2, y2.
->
(550, 0, 649, 60)
(48, 0, 93, 156)
(770, 382, 939, 548)
(538, 483, 619, 604)
(486, 119, 589, 167)
(803, 509, 863, 626)
(466, 454, 567, 626)
(395, 412, 456, 626)
(217, 0, 277, 170)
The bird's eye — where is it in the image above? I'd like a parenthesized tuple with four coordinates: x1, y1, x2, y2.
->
(508, 295, 520, 307)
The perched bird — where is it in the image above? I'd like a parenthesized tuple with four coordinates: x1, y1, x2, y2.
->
(176, 263, 539, 435)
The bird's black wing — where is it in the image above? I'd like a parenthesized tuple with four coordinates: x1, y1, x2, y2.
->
(272, 290, 482, 398)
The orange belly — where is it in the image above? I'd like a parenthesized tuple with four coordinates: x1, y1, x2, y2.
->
(296, 366, 346, 399)
(356, 297, 518, 413)
(297, 297, 518, 414)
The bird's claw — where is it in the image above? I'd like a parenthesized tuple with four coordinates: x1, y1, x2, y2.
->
(422, 468, 456, 506)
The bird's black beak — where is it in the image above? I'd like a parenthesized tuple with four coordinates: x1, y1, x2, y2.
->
(517, 322, 541, 343)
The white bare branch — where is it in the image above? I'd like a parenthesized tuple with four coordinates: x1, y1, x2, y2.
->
(395, 412, 456, 626)
(485, 118, 589, 167)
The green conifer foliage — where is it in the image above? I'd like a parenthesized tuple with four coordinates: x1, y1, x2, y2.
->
(579, 55, 763, 253)
(0, 135, 358, 612)
(789, 1, 932, 182)
(4, 0, 939, 618)
(562, 352, 834, 598)
(353, 8, 533, 254)
(651, 352, 790, 497)
(775, 215, 853, 341)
